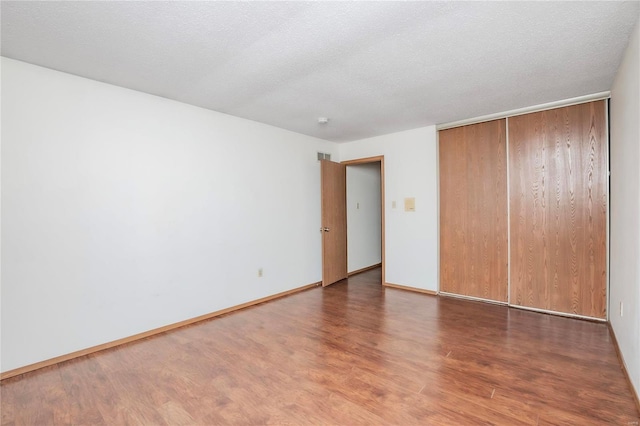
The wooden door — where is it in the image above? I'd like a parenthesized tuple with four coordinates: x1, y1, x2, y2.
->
(509, 101, 607, 318)
(439, 119, 508, 302)
(321, 159, 347, 287)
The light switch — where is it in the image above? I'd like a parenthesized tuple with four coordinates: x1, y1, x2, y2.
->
(404, 197, 416, 212)
(392, 201, 396, 209)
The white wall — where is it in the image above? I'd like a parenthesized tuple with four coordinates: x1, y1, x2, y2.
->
(339, 127, 438, 290)
(346, 163, 381, 272)
(0, 58, 338, 372)
(0, 57, 3, 367)
(610, 17, 640, 398)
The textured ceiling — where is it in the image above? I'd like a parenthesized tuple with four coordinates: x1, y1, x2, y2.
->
(2, 1, 639, 142)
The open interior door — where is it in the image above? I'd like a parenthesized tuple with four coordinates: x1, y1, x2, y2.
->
(320, 159, 347, 287)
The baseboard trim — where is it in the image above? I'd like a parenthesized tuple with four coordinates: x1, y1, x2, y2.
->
(0, 281, 321, 381)
(439, 291, 508, 306)
(383, 282, 437, 296)
(607, 322, 640, 415)
(348, 263, 382, 277)
(509, 303, 606, 322)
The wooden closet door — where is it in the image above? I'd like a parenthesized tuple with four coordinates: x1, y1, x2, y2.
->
(509, 101, 607, 318)
(439, 119, 508, 302)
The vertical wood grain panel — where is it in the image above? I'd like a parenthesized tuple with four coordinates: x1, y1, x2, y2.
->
(321, 160, 348, 287)
(439, 119, 508, 302)
(509, 101, 607, 318)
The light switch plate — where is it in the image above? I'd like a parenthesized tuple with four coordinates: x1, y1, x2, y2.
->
(404, 197, 416, 212)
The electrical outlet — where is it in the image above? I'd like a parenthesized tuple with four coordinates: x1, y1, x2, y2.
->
(258, 268, 263, 278)
(620, 301, 623, 317)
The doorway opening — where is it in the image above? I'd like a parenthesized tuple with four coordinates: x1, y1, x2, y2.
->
(320, 156, 385, 287)
(343, 156, 385, 285)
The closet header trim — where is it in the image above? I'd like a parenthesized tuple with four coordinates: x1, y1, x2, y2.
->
(436, 91, 610, 131)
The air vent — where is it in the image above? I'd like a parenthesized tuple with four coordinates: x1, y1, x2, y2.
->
(317, 152, 331, 161)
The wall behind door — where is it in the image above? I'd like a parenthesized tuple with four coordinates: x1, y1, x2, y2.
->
(347, 163, 381, 273)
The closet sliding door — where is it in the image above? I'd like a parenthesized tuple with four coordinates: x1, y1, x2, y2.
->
(509, 101, 607, 318)
(439, 119, 508, 302)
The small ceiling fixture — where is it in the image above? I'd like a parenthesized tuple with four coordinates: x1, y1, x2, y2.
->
(318, 117, 329, 124)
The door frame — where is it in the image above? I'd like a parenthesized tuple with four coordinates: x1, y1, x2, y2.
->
(342, 156, 386, 286)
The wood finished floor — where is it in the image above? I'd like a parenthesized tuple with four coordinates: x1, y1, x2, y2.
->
(1, 268, 638, 425)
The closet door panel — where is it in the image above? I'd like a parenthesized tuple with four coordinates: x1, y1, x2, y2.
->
(509, 101, 607, 318)
(439, 119, 508, 302)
